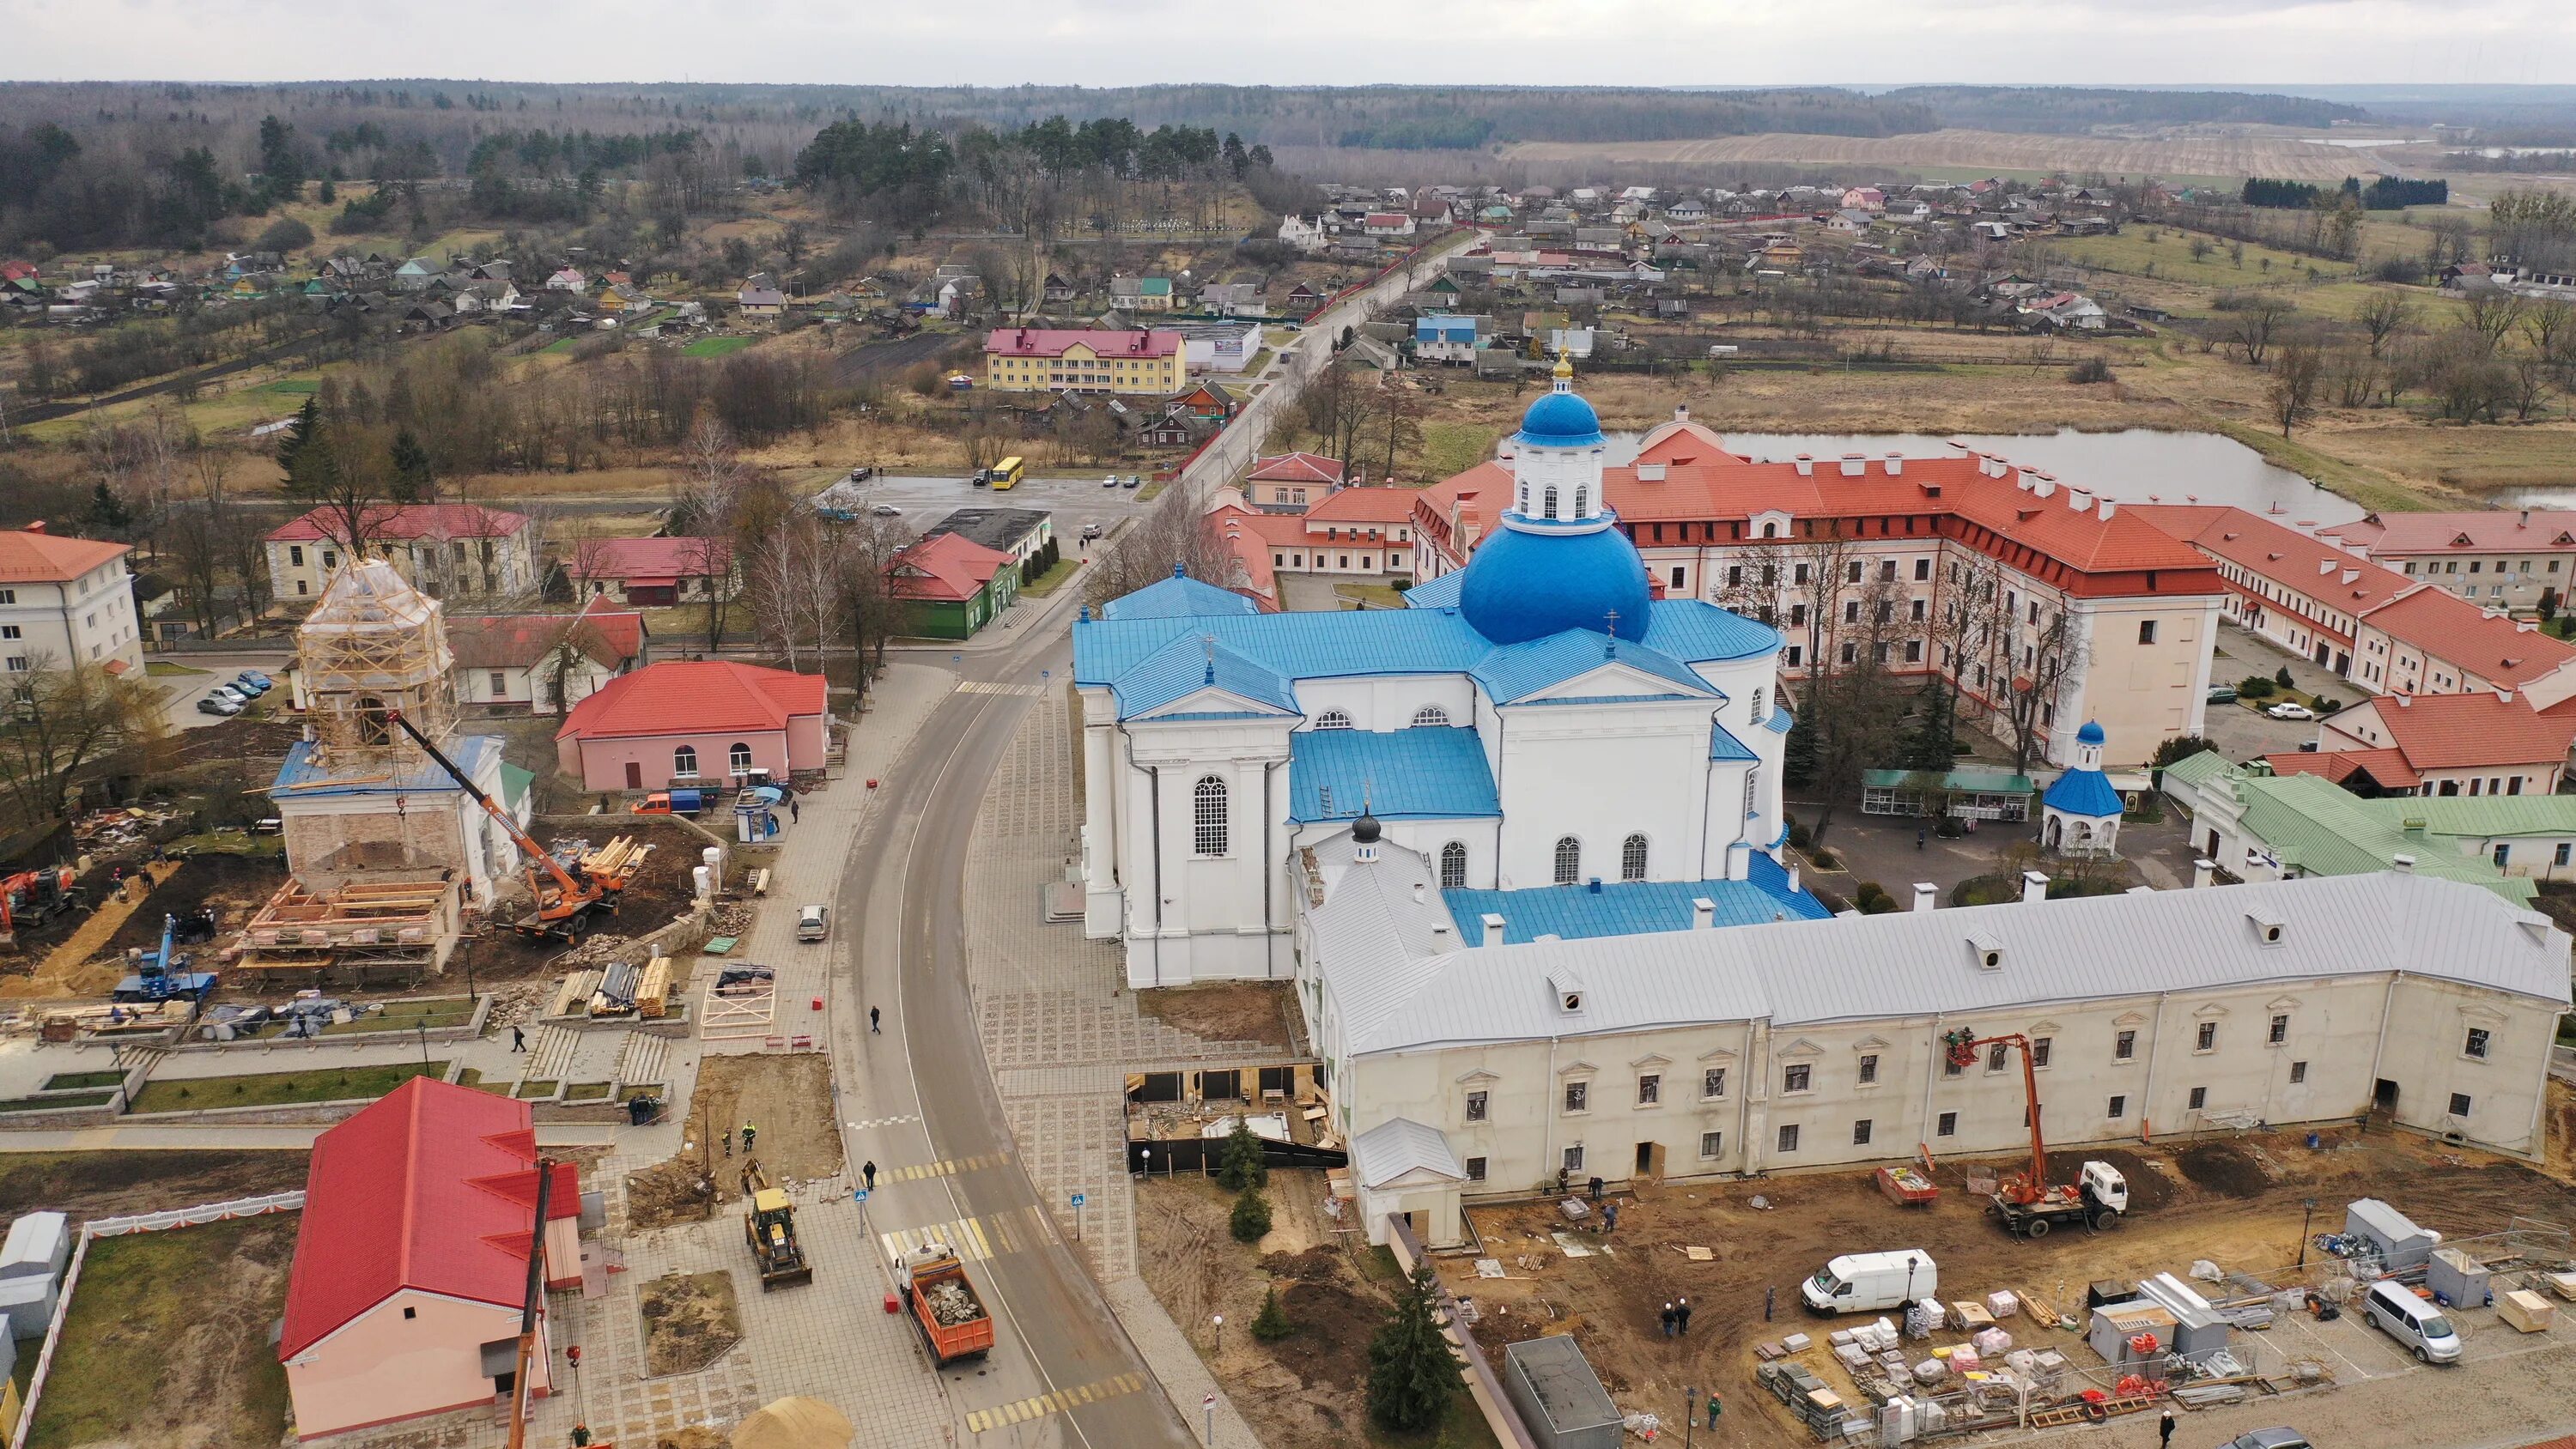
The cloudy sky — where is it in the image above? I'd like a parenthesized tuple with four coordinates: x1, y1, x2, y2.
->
(7, 0, 2573, 86)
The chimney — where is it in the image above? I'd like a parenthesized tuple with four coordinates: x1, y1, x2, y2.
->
(23, 521, 45, 535)
(1883, 452, 1904, 476)
(1413, 882, 1426, 904)
(1795, 453, 1814, 476)
(1481, 912, 1506, 948)
(2192, 858, 2215, 889)
(2393, 853, 2416, 874)
(1840, 452, 1866, 477)
(2016, 467, 2038, 491)
(2020, 870, 2050, 904)
(2066, 486, 2091, 512)
(2032, 474, 2057, 499)
(2522, 508, 2531, 528)
(2097, 499, 2117, 520)
(1984, 455, 2008, 479)
(1786, 862, 1802, 895)
(1692, 897, 1716, 930)
(1674, 403, 1691, 422)
(2397, 694, 2411, 709)
(1913, 882, 1937, 912)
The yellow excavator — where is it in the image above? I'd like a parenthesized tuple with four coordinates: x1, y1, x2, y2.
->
(741, 1162, 814, 1290)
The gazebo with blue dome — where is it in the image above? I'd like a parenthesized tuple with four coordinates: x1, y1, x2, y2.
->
(2041, 720, 2126, 857)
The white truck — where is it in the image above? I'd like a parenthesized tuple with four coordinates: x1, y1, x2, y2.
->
(1801, 1250, 1938, 1315)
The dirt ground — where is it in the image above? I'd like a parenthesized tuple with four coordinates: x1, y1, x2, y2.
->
(471, 814, 723, 979)
(97, 852, 289, 956)
(638, 1270, 744, 1377)
(1137, 981, 1298, 1050)
(1438, 1117, 2576, 1446)
(624, 1052, 841, 1229)
(0, 1149, 309, 1221)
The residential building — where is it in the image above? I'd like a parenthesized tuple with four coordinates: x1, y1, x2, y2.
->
(2136, 504, 2576, 697)
(921, 507, 1054, 567)
(281, 1079, 580, 1440)
(736, 284, 787, 319)
(266, 505, 538, 604)
(1198, 281, 1268, 318)
(2313, 689, 2576, 797)
(2319, 508, 2576, 615)
(2160, 751, 2533, 902)
(1412, 406, 2224, 770)
(554, 660, 829, 791)
(564, 537, 738, 607)
(1414, 314, 1487, 363)
(1364, 213, 1418, 238)
(885, 532, 1021, 640)
(1109, 276, 1176, 312)
(1170, 381, 1238, 423)
(1234, 486, 1420, 579)
(1242, 452, 1346, 513)
(1074, 369, 1804, 987)
(544, 266, 586, 291)
(1278, 215, 1329, 254)
(447, 603, 647, 714)
(982, 328, 1186, 395)
(1297, 850, 2561, 1244)
(0, 526, 144, 678)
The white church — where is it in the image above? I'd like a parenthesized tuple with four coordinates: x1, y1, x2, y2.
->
(1074, 361, 1825, 988)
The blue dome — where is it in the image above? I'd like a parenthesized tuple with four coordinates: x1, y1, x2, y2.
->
(1516, 390, 1604, 447)
(2076, 720, 2106, 745)
(1457, 521, 1652, 646)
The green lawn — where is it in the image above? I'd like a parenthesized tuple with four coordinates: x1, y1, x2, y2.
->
(248, 378, 319, 397)
(40, 1071, 125, 1092)
(27, 1216, 293, 1449)
(0, 1093, 112, 1113)
(1020, 559, 1080, 596)
(128, 1062, 447, 1113)
(1335, 582, 1410, 609)
(541, 336, 580, 355)
(1422, 421, 1503, 479)
(143, 660, 210, 677)
(682, 335, 758, 357)
(2053, 228, 2348, 290)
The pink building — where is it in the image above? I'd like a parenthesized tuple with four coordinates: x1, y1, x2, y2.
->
(280, 1079, 580, 1440)
(553, 659, 828, 791)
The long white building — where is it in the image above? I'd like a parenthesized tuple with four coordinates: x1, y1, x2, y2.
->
(1074, 361, 1814, 988)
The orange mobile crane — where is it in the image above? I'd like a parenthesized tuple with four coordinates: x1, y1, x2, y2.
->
(385, 709, 647, 943)
(1945, 1031, 2133, 1239)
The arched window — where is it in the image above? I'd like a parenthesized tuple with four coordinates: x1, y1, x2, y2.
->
(729, 741, 755, 772)
(1572, 485, 1589, 518)
(1750, 688, 1766, 724)
(1410, 705, 1450, 728)
(1541, 486, 1559, 520)
(1194, 776, 1230, 856)
(1313, 710, 1354, 731)
(353, 694, 392, 747)
(1621, 834, 1649, 882)
(1552, 836, 1582, 885)
(1439, 840, 1468, 890)
(673, 744, 699, 777)
(1761, 521, 1779, 539)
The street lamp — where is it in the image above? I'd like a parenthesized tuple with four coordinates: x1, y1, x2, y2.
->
(1212, 1313, 1224, 1353)
(1684, 1387, 1697, 1449)
(2298, 1197, 2319, 1267)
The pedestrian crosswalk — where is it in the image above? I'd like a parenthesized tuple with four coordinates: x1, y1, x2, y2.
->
(878, 1150, 1009, 1184)
(962, 1372, 1146, 1434)
(955, 680, 1048, 698)
(878, 1204, 1048, 1264)
(845, 1113, 922, 1131)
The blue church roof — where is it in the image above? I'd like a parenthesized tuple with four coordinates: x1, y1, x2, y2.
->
(1402, 571, 1465, 609)
(2043, 766, 2125, 819)
(1109, 633, 1299, 718)
(1516, 390, 1603, 447)
(1710, 720, 1758, 762)
(1288, 726, 1500, 823)
(1457, 518, 1651, 646)
(2076, 719, 2107, 746)
(1471, 629, 1716, 705)
(272, 735, 504, 797)
(1444, 852, 1828, 945)
(1098, 573, 1258, 621)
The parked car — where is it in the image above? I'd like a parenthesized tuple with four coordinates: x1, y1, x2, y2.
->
(1102, 474, 1120, 488)
(2206, 686, 2237, 704)
(971, 470, 990, 487)
(2221, 1431, 2312, 1449)
(195, 695, 242, 717)
(796, 904, 829, 942)
(231, 673, 270, 695)
(1801, 1250, 1937, 1314)
(871, 503, 900, 518)
(2362, 1279, 2461, 1363)
(2265, 702, 2316, 721)
(1122, 474, 1143, 489)
(1080, 521, 1103, 541)
(237, 669, 274, 689)
(209, 684, 249, 706)
(846, 464, 875, 482)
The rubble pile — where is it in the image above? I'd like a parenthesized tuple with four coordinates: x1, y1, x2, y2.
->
(924, 1278, 983, 1326)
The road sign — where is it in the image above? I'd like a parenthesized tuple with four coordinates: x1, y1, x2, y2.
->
(1070, 1192, 1086, 1207)
(854, 1188, 869, 1203)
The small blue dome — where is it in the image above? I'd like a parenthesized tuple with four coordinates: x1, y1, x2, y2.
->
(1517, 390, 1603, 447)
(1458, 521, 1651, 646)
(2076, 720, 2106, 746)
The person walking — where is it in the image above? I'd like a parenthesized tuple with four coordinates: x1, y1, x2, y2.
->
(1706, 1392, 1721, 1431)
(788, 797, 800, 823)
(862, 1161, 878, 1191)
(722, 1126, 732, 1158)
(740, 1122, 757, 1155)
(510, 1025, 526, 1052)
(870, 1005, 882, 1033)
(2158, 1410, 2176, 1448)
(1676, 1297, 1692, 1336)
(1660, 1302, 1676, 1338)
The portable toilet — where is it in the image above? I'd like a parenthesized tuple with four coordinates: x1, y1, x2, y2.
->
(1503, 1335, 1622, 1449)
(2344, 1198, 2440, 1270)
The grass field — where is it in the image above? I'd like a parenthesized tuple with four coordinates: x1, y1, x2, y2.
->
(1020, 558, 1080, 596)
(128, 1062, 447, 1114)
(1504, 129, 2379, 184)
(142, 660, 209, 677)
(2051, 228, 2348, 290)
(682, 334, 758, 357)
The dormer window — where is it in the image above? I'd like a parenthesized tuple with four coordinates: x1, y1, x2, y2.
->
(1313, 710, 1353, 731)
(2245, 910, 2285, 945)
(1966, 931, 2003, 971)
(1550, 971, 1586, 1015)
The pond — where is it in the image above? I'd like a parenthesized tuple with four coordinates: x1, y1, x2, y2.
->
(1713, 429, 2369, 527)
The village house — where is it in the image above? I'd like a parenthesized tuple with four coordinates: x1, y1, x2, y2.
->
(1364, 212, 1419, 239)
(266, 505, 537, 604)
(447, 602, 647, 714)
(1414, 313, 1488, 364)
(736, 283, 787, 319)
(564, 536, 738, 608)
(1278, 215, 1329, 253)
(1170, 380, 1238, 423)
(885, 531, 1021, 640)
(1109, 276, 1176, 312)
(555, 659, 829, 791)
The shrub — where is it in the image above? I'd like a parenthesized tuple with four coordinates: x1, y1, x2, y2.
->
(1786, 822, 1814, 852)
(2312, 698, 2341, 714)
(1252, 1284, 1294, 1342)
(2236, 676, 2277, 699)
(2152, 735, 2217, 769)
(2275, 666, 2294, 688)
(1230, 1186, 1273, 1244)
(1807, 847, 1841, 870)
(1935, 816, 1965, 839)
(1217, 1119, 1267, 1191)
(1854, 882, 1895, 913)
(256, 216, 314, 253)
(2066, 356, 2113, 385)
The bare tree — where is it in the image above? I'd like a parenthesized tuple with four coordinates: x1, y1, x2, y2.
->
(2355, 290, 2415, 359)
(0, 655, 167, 836)
(2521, 298, 2575, 362)
(1084, 496, 1243, 609)
(2461, 290, 2527, 355)
(2269, 343, 2324, 437)
(2225, 295, 2295, 367)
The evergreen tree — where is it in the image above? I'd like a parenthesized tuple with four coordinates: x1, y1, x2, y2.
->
(1367, 1264, 1455, 1434)
(87, 482, 133, 534)
(1902, 679, 1956, 771)
(2274, 666, 2293, 688)
(1252, 1283, 1293, 1342)
(1230, 1185, 1273, 1244)
(1217, 1119, 1267, 1191)
(388, 428, 435, 502)
(2541, 587, 2560, 626)
(1783, 701, 1820, 788)
(274, 397, 321, 479)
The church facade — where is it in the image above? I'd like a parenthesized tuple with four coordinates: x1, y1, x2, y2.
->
(1074, 364, 1817, 988)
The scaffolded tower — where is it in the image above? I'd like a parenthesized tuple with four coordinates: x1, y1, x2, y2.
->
(299, 558, 458, 771)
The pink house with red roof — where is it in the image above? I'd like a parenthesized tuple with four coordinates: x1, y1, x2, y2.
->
(565, 536, 738, 608)
(266, 504, 537, 603)
(555, 659, 828, 790)
(280, 1078, 580, 1440)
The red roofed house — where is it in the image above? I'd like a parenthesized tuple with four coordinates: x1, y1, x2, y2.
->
(555, 660, 828, 790)
(279, 1078, 580, 1440)
(1204, 501, 1283, 612)
(981, 327, 1186, 395)
(447, 599, 647, 714)
(2313, 688, 2576, 797)
(564, 536, 738, 608)
(2319, 508, 2576, 616)
(266, 504, 537, 603)
(1243, 484, 1420, 579)
(0, 524, 143, 677)
(884, 531, 1020, 639)
(1242, 452, 1347, 512)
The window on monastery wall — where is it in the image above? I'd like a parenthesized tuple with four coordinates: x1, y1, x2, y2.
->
(730, 742, 754, 772)
(1620, 834, 1648, 882)
(1193, 776, 1230, 856)
(1439, 841, 1467, 890)
(674, 745, 699, 776)
(1313, 710, 1353, 731)
(1411, 706, 1450, 728)
(1552, 836, 1582, 884)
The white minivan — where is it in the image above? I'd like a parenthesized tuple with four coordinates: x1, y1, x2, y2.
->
(1802, 1250, 1938, 1315)
(2361, 1280, 2462, 1363)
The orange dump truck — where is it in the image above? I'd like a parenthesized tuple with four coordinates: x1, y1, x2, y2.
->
(905, 1245, 994, 1364)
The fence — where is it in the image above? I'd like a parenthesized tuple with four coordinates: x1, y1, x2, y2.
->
(1124, 1137, 1347, 1175)
(1387, 1214, 1541, 1449)
(10, 1189, 307, 1449)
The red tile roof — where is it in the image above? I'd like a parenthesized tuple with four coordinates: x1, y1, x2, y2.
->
(1248, 452, 1345, 485)
(268, 503, 529, 543)
(2322, 509, 2576, 555)
(0, 529, 127, 583)
(555, 660, 824, 742)
(2359, 587, 2573, 688)
(2133, 504, 2407, 636)
(1207, 504, 1281, 609)
(2360, 690, 2576, 769)
(446, 604, 644, 671)
(885, 532, 1015, 603)
(2263, 748, 2421, 791)
(282, 1078, 577, 1358)
(566, 537, 731, 582)
(981, 327, 1180, 359)
(1306, 486, 1421, 525)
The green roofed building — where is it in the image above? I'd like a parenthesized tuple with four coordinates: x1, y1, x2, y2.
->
(2160, 752, 2534, 903)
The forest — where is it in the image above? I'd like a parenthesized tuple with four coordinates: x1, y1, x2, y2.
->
(1880, 85, 2365, 132)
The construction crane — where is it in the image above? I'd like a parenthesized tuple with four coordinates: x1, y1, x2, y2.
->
(502, 1155, 553, 1449)
(1945, 1031, 2132, 1239)
(114, 913, 220, 1004)
(740, 1162, 814, 1290)
(384, 709, 643, 943)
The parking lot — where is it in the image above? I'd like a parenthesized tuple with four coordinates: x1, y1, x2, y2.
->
(149, 652, 293, 732)
(836, 468, 1168, 549)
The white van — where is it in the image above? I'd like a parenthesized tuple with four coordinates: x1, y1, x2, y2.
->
(2361, 1279, 2462, 1363)
(1802, 1250, 1938, 1315)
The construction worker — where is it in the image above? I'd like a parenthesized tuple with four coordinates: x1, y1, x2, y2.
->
(740, 1122, 757, 1155)
(1676, 1297, 1692, 1336)
(1707, 1392, 1721, 1430)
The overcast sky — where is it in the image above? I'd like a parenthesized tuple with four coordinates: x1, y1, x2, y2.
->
(8, 0, 2574, 88)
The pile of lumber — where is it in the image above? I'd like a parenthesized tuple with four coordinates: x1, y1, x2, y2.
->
(637, 954, 674, 1018)
(583, 836, 654, 886)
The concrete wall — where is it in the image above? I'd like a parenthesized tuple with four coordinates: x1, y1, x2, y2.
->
(565, 721, 823, 791)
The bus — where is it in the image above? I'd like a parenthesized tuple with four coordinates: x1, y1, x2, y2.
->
(990, 457, 1025, 490)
